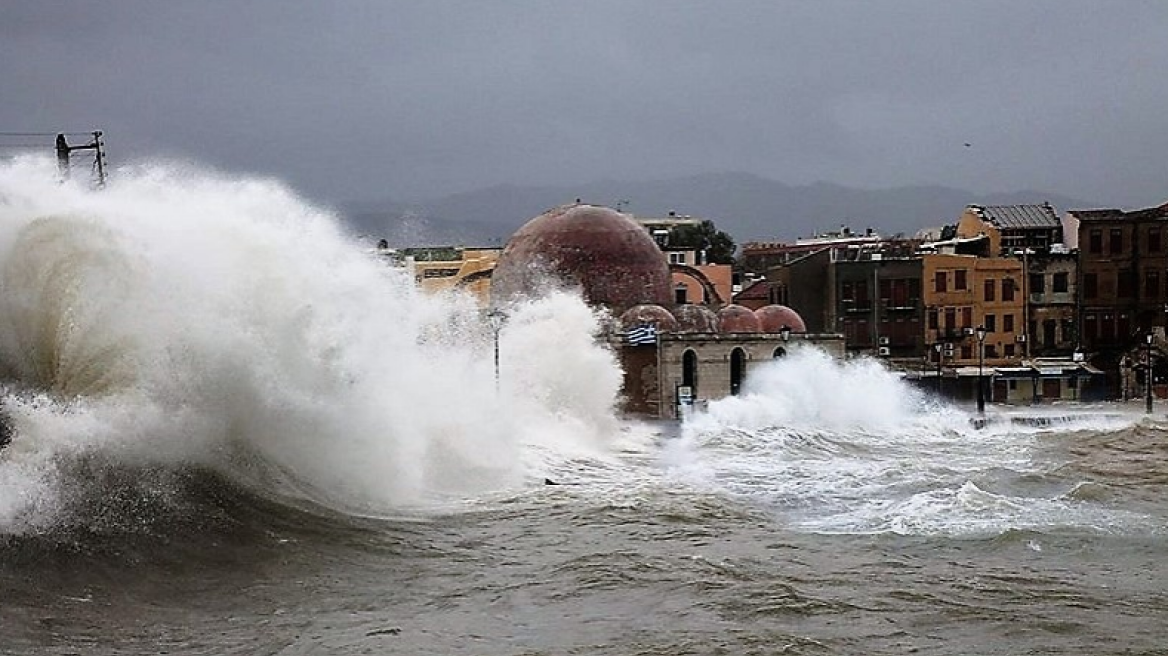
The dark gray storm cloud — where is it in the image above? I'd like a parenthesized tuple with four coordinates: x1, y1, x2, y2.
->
(3, 1, 1166, 207)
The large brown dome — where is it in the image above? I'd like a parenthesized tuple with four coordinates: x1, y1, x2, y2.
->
(490, 204, 672, 310)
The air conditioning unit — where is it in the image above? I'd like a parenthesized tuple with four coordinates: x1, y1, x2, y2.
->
(878, 336, 890, 346)
(878, 346, 891, 356)
(1016, 334, 1027, 343)
(964, 327, 975, 336)
(943, 344, 955, 357)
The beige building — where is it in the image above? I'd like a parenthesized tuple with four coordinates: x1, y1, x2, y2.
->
(409, 247, 501, 305)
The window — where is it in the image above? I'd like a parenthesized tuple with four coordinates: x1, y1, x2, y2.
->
(984, 279, 996, 301)
(1151, 227, 1163, 253)
(1002, 278, 1016, 302)
(879, 278, 892, 301)
(961, 307, 972, 328)
(1147, 270, 1160, 299)
(961, 345, 972, 359)
(1089, 229, 1102, 254)
(1030, 273, 1045, 295)
(855, 281, 870, 306)
(935, 271, 948, 293)
(1004, 314, 1015, 332)
(1084, 273, 1098, 299)
(668, 252, 687, 265)
(890, 279, 911, 306)
(954, 269, 967, 290)
(985, 314, 997, 332)
(1005, 344, 1016, 357)
(1118, 268, 1135, 298)
(1053, 272, 1069, 293)
(928, 308, 938, 330)
(841, 281, 854, 301)
(986, 344, 998, 358)
(1110, 228, 1123, 255)
(675, 284, 689, 304)
(945, 307, 956, 331)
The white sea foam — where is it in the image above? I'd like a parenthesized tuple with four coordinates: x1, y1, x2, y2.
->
(667, 347, 1152, 536)
(0, 158, 628, 529)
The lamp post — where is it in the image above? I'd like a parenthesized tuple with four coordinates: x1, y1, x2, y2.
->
(933, 342, 943, 396)
(487, 308, 508, 391)
(975, 325, 987, 415)
(1072, 349, 1083, 401)
(1146, 332, 1154, 414)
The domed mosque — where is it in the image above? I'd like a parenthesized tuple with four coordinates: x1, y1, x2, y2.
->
(491, 202, 842, 417)
(491, 204, 672, 311)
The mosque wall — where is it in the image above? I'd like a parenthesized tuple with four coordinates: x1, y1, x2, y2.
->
(644, 334, 845, 419)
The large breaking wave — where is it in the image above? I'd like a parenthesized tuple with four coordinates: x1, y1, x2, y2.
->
(0, 158, 629, 533)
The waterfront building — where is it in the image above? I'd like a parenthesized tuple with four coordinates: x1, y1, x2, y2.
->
(1074, 201, 1168, 397)
(490, 203, 843, 418)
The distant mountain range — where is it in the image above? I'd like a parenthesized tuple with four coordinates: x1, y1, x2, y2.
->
(340, 172, 1095, 248)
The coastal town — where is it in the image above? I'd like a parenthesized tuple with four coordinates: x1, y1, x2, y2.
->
(384, 198, 1168, 417)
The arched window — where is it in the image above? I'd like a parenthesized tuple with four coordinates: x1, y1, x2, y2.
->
(730, 348, 747, 395)
(682, 349, 698, 394)
(772, 346, 787, 358)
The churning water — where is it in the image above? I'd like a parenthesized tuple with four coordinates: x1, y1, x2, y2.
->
(1, 158, 1166, 655)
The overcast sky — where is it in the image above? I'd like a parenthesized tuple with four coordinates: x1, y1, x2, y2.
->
(3, 1, 1166, 208)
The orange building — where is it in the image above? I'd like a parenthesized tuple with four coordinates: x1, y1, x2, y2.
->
(922, 253, 1024, 367)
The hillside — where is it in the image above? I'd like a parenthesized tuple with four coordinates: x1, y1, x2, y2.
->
(341, 172, 1095, 247)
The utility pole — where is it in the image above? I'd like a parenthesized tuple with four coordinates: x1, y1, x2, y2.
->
(55, 131, 107, 187)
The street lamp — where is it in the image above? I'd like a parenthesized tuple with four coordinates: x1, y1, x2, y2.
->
(975, 325, 987, 415)
(1146, 332, 1154, 414)
(487, 308, 508, 390)
(779, 324, 792, 343)
(933, 342, 943, 396)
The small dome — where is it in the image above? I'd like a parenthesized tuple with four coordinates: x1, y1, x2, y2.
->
(491, 204, 672, 311)
(619, 304, 677, 332)
(755, 305, 807, 333)
(717, 304, 761, 333)
(674, 304, 719, 333)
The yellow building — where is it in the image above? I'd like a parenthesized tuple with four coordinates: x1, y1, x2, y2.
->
(922, 253, 1024, 367)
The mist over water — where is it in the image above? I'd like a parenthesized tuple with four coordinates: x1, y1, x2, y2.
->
(0, 158, 627, 531)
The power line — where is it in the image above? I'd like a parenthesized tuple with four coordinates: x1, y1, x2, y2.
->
(0, 131, 95, 137)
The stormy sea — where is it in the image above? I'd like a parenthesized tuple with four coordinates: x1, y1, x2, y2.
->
(1, 160, 1166, 655)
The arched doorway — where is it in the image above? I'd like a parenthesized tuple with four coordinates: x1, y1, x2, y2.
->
(772, 346, 787, 358)
(682, 349, 698, 394)
(730, 348, 746, 395)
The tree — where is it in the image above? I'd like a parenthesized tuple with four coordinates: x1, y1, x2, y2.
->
(668, 219, 736, 264)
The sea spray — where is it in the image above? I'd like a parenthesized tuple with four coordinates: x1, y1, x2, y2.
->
(666, 348, 1151, 536)
(0, 158, 627, 530)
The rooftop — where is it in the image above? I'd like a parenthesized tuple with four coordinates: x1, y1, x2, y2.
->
(971, 203, 1061, 230)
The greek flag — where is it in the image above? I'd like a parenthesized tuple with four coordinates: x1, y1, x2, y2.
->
(625, 323, 658, 346)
